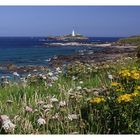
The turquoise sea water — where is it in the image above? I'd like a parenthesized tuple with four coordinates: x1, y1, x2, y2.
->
(0, 37, 121, 65)
(0, 37, 121, 75)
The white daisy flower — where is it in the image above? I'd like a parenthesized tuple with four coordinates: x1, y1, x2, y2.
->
(68, 114, 78, 121)
(37, 117, 46, 125)
(59, 101, 66, 107)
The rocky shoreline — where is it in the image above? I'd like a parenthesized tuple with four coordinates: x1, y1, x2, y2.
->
(0, 45, 137, 75)
(0, 64, 48, 75)
(49, 45, 137, 66)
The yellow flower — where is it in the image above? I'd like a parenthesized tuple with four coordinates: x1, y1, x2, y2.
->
(116, 94, 132, 103)
(90, 97, 106, 104)
(135, 86, 140, 90)
(131, 69, 137, 74)
(131, 72, 140, 80)
(119, 69, 131, 77)
(116, 87, 124, 92)
(131, 92, 139, 97)
(111, 82, 120, 87)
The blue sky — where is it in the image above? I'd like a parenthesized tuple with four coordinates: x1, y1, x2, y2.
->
(0, 6, 140, 37)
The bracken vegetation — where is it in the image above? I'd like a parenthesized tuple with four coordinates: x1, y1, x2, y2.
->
(116, 35, 140, 46)
(1, 56, 140, 134)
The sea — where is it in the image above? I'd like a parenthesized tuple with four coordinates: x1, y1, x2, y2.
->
(0, 37, 121, 76)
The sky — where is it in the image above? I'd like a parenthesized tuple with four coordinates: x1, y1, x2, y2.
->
(0, 6, 140, 37)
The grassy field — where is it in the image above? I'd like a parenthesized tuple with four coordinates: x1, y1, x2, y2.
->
(1, 56, 140, 134)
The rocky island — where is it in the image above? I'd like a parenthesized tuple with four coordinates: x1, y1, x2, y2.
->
(47, 30, 88, 41)
(45, 30, 94, 47)
(45, 30, 113, 47)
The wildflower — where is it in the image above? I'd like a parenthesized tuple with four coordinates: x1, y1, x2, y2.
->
(50, 97, 58, 103)
(13, 115, 21, 122)
(37, 100, 44, 105)
(68, 114, 78, 121)
(135, 86, 140, 90)
(111, 82, 120, 87)
(108, 74, 113, 80)
(13, 72, 20, 77)
(2, 120, 16, 133)
(52, 113, 59, 120)
(91, 90, 99, 96)
(25, 106, 33, 113)
(72, 76, 77, 80)
(116, 87, 124, 92)
(51, 76, 58, 81)
(44, 109, 50, 113)
(119, 69, 131, 77)
(37, 117, 46, 125)
(90, 97, 106, 104)
(116, 94, 132, 103)
(0, 115, 16, 133)
(95, 67, 98, 70)
(76, 86, 82, 90)
(42, 75, 47, 80)
(131, 72, 140, 80)
(59, 101, 66, 107)
(131, 92, 139, 97)
(27, 73, 31, 77)
(56, 67, 62, 73)
(0, 115, 9, 122)
(43, 104, 53, 109)
(58, 70, 62, 74)
(68, 88, 73, 93)
(20, 77, 27, 83)
(79, 81, 83, 84)
(56, 67, 60, 71)
(48, 72, 53, 76)
(48, 83, 53, 87)
(34, 109, 38, 112)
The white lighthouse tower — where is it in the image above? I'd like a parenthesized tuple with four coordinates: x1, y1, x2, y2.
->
(72, 29, 75, 37)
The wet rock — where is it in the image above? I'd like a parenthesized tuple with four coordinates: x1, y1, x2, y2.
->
(7, 64, 17, 71)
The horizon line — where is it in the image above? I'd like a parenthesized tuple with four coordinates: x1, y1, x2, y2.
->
(0, 36, 126, 38)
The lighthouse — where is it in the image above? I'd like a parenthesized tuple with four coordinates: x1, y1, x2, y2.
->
(72, 30, 75, 37)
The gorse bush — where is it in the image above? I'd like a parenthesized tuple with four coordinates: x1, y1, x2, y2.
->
(82, 67, 140, 134)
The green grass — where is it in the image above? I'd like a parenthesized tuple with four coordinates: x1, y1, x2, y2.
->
(0, 56, 140, 134)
